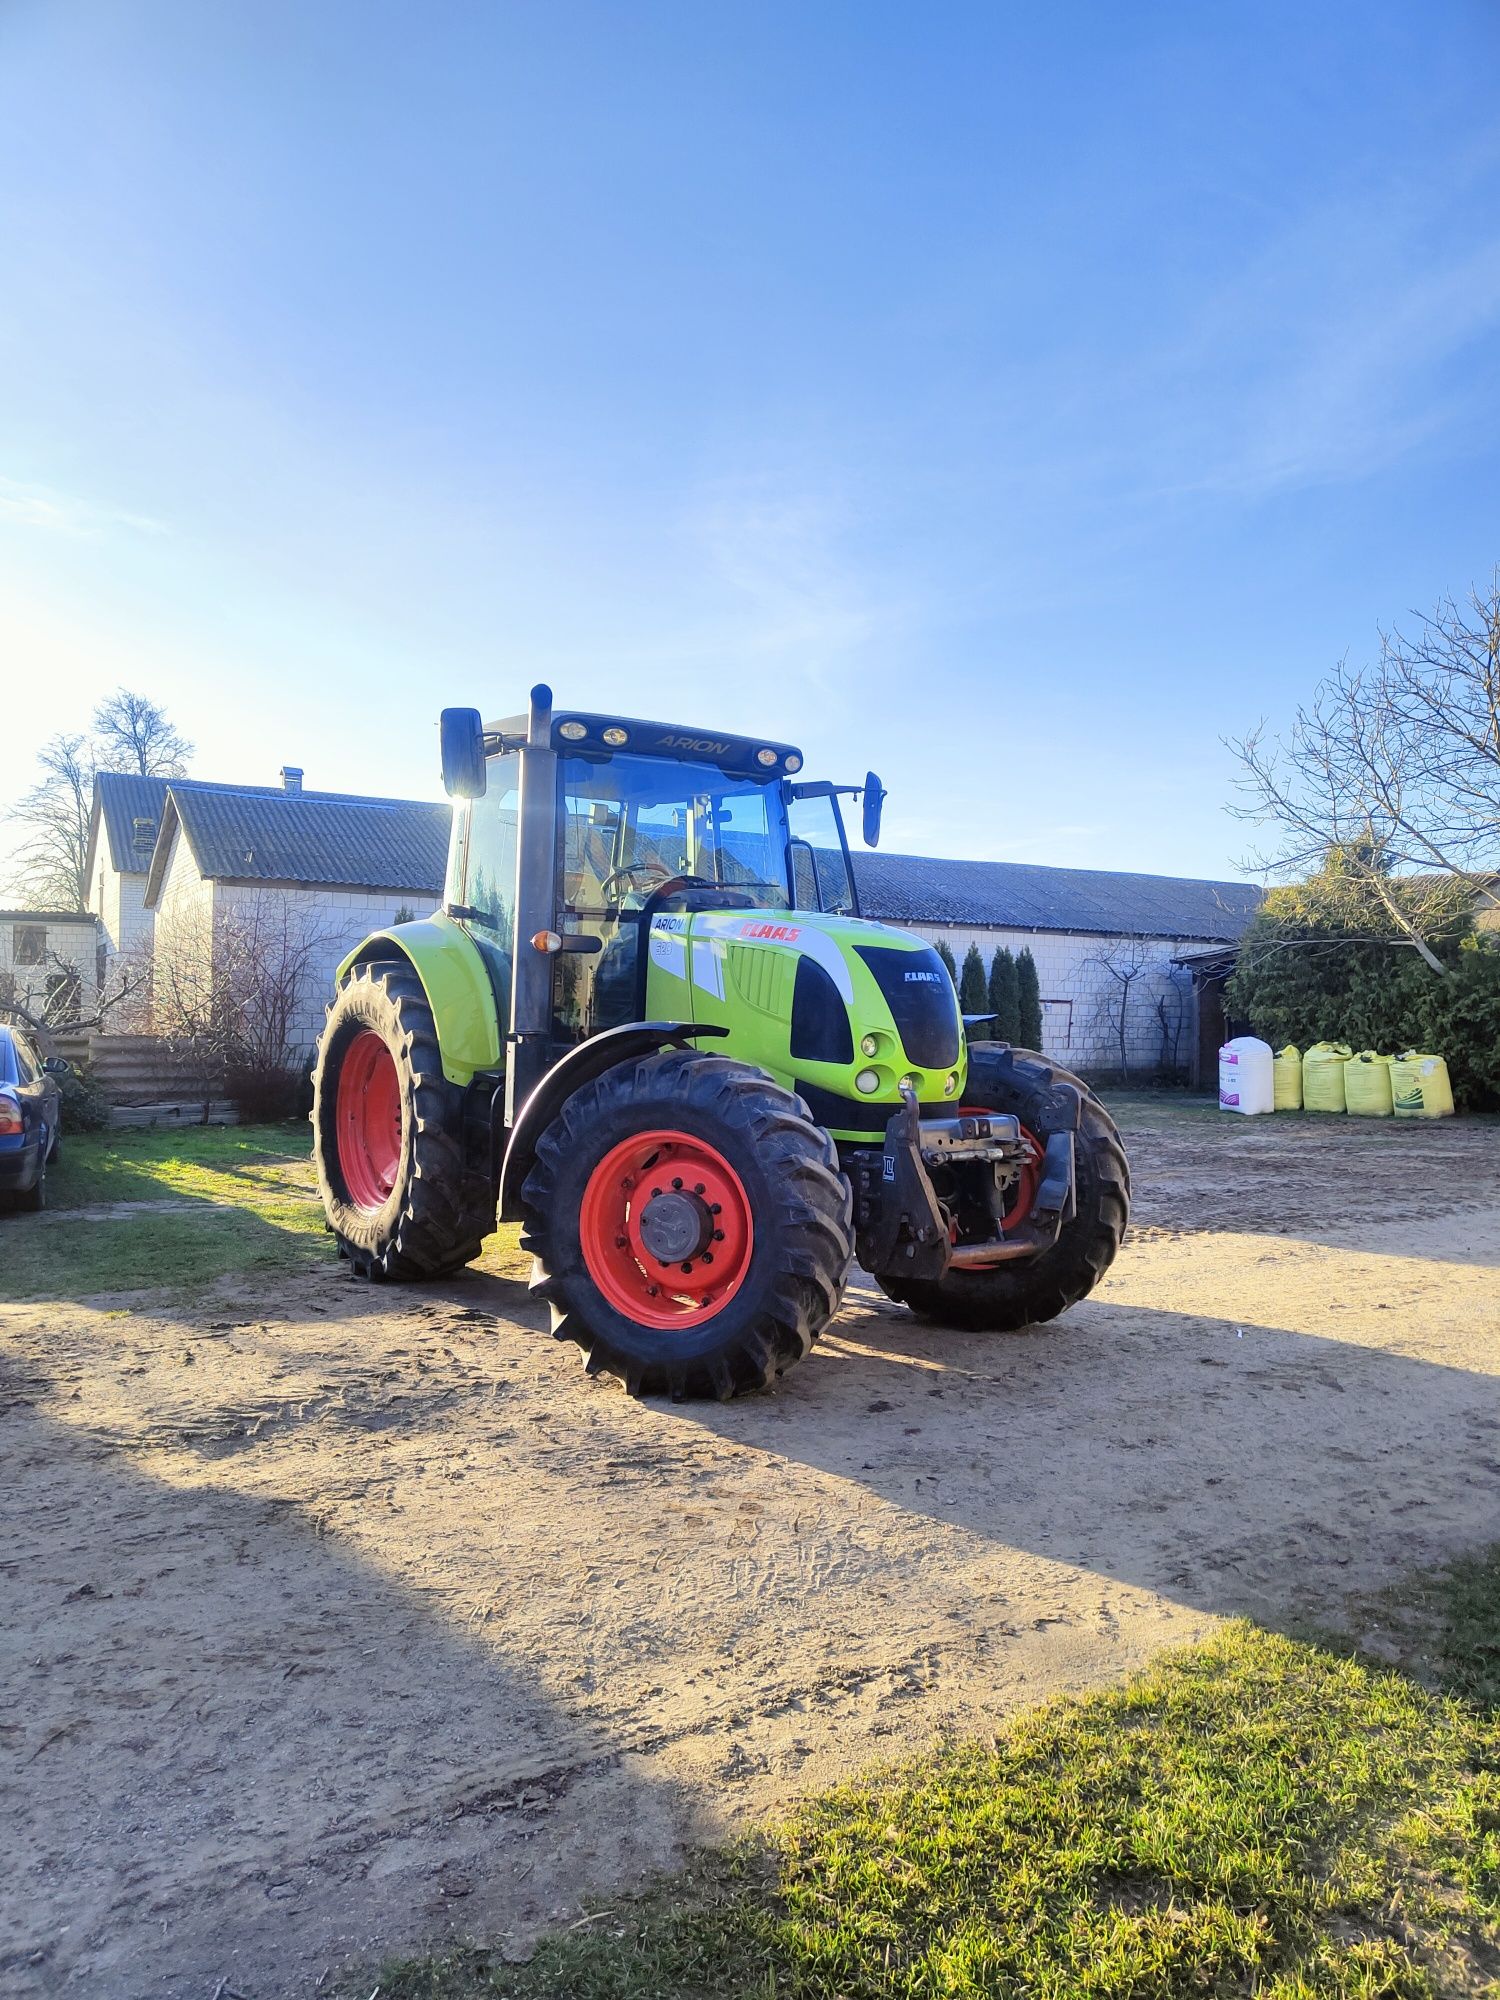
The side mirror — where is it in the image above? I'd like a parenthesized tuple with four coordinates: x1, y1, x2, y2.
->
(861, 771, 887, 848)
(439, 708, 487, 799)
(43, 1056, 71, 1076)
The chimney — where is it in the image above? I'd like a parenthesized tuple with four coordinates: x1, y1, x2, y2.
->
(280, 766, 304, 794)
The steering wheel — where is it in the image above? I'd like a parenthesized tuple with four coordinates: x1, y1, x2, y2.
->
(599, 857, 674, 905)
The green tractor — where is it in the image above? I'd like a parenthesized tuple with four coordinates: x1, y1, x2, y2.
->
(311, 687, 1129, 1398)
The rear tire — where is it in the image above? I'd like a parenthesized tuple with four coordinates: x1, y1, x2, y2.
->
(16, 1151, 45, 1212)
(312, 959, 494, 1279)
(522, 1048, 853, 1398)
(878, 1045, 1129, 1331)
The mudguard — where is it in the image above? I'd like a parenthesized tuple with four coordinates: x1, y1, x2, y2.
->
(339, 914, 503, 1086)
(497, 1021, 728, 1222)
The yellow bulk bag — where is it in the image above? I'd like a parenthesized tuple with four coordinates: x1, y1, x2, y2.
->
(1344, 1051, 1394, 1117)
(1272, 1046, 1303, 1110)
(1391, 1052, 1455, 1119)
(1302, 1042, 1352, 1113)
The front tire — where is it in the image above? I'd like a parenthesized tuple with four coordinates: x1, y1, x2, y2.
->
(522, 1049, 853, 1398)
(311, 960, 494, 1279)
(878, 1045, 1129, 1331)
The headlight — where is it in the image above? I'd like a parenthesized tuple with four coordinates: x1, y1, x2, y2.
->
(860, 1033, 879, 1058)
(602, 725, 629, 746)
(558, 719, 587, 741)
(785, 752, 802, 772)
(755, 746, 778, 767)
(900, 1073, 920, 1093)
(944, 1072, 960, 1095)
(855, 1068, 881, 1095)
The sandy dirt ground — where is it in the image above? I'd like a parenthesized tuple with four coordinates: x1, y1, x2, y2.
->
(3, 1105, 1498, 1998)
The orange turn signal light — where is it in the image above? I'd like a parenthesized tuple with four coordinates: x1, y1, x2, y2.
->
(530, 930, 562, 953)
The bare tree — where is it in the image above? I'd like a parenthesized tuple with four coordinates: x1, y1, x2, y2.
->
(6, 733, 96, 909)
(1083, 938, 1152, 1078)
(1154, 966, 1192, 1075)
(7, 690, 191, 911)
(1228, 573, 1500, 974)
(151, 892, 337, 1117)
(0, 950, 150, 1044)
(93, 688, 193, 777)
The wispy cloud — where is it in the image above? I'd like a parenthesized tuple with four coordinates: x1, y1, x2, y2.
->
(687, 476, 889, 689)
(0, 476, 168, 538)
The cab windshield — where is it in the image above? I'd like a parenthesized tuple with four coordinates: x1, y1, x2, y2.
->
(559, 752, 792, 914)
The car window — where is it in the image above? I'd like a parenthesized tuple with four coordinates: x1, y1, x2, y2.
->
(11, 1035, 37, 1083)
(0, 1034, 16, 1086)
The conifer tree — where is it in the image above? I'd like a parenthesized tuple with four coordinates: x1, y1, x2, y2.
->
(1017, 946, 1044, 1049)
(987, 946, 1021, 1042)
(934, 937, 957, 983)
(959, 942, 988, 1013)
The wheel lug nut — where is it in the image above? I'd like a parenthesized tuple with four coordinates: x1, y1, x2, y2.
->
(702, 1251, 713, 1264)
(672, 1178, 684, 1190)
(651, 1187, 662, 1198)
(694, 1182, 705, 1195)
(680, 1260, 693, 1274)
(710, 1202, 722, 1215)
(713, 1229, 725, 1242)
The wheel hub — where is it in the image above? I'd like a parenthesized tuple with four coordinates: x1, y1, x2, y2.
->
(577, 1129, 754, 1330)
(638, 1187, 715, 1265)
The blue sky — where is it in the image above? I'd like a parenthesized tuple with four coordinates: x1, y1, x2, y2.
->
(2, 1, 1498, 882)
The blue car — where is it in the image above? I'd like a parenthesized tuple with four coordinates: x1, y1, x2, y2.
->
(0, 1025, 67, 1212)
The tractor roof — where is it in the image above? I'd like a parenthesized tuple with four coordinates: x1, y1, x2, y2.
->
(485, 709, 802, 778)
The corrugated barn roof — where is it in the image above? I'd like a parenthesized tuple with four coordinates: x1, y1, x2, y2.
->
(852, 851, 1260, 941)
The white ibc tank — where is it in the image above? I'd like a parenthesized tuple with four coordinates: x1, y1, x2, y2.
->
(1219, 1036, 1274, 1115)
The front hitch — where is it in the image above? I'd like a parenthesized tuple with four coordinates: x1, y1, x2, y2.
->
(849, 1087, 1076, 1282)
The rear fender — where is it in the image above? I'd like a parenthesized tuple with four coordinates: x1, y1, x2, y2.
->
(339, 915, 502, 1086)
(498, 1022, 728, 1222)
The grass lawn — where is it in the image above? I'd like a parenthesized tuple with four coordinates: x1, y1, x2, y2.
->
(376, 1554, 1500, 2000)
(0, 1121, 328, 1301)
(0, 1121, 526, 1301)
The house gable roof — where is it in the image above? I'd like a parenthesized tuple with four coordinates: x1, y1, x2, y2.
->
(142, 783, 451, 906)
(90, 773, 173, 878)
(852, 851, 1260, 942)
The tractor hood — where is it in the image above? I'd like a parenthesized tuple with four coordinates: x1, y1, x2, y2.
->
(643, 907, 967, 1140)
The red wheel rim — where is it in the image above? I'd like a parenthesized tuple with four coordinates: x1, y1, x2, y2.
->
(336, 1030, 403, 1211)
(578, 1129, 754, 1330)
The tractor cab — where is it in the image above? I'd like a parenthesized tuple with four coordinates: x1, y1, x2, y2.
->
(444, 699, 873, 1063)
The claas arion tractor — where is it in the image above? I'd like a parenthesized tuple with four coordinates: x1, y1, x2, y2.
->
(311, 688, 1129, 1397)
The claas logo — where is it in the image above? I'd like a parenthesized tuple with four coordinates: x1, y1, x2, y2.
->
(739, 921, 801, 942)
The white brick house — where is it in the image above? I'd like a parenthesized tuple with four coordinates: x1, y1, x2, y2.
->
(131, 770, 449, 1054)
(0, 908, 102, 1024)
(852, 852, 1259, 1077)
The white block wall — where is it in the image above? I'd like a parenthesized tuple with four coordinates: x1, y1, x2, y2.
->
(211, 879, 441, 1052)
(146, 829, 440, 1059)
(0, 914, 101, 1019)
(907, 922, 1206, 1074)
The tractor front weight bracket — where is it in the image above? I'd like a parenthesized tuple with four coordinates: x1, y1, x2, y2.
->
(850, 1089, 1072, 1281)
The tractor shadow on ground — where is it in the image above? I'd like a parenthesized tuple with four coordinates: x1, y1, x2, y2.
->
(0, 1384, 679, 2000)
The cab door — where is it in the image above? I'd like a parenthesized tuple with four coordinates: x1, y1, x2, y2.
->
(787, 785, 859, 916)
